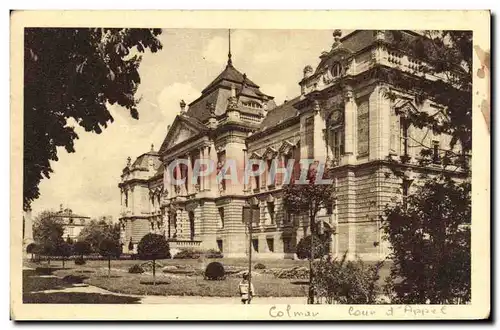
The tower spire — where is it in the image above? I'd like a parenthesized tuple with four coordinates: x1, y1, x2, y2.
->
(227, 29, 232, 66)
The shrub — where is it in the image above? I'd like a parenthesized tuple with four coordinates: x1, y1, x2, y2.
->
(128, 264, 145, 274)
(254, 263, 266, 270)
(74, 258, 86, 265)
(295, 234, 330, 260)
(275, 266, 309, 279)
(204, 262, 225, 280)
(205, 249, 223, 259)
(313, 253, 382, 304)
(173, 248, 202, 259)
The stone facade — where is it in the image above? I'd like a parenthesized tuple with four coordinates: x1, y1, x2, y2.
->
(118, 30, 467, 260)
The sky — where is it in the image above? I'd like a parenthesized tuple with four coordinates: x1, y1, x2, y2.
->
(30, 28, 344, 220)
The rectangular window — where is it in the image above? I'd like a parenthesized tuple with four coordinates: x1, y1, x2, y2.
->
(217, 239, 223, 252)
(218, 207, 225, 229)
(401, 119, 409, 160)
(266, 238, 274, 253)
(357, 100, 370, 156)
(252, 239, 259, 253)
(266, 159, 273, 187)
(267, 202, 275, 224)
(252, 163, 260, 190)
(432, 140, 440, 164)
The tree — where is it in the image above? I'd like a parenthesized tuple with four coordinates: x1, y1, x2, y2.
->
(137, 233, 170, 285)
(296, 234, 330, 260)
(56, 241, 73, 269)
(73, 240, 92, 260)
(24, 28, 163, 211)
(282, 163, 336, 304)
(98, 237, 122, 278)
(383, 31, 472, 160)
(78, 220, 120, 253)
(380, 31, 472, 304)
(382, 176, 471, 304)
(33, 211, 64, 265)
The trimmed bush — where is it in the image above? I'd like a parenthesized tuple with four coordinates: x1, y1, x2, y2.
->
(254, 263, 266, 270)
(173, 249, 202, 259)
(74, 258, 86, 265)
(204, 262, 225, 280)
(137, 233, 170, 285)
(128, 264, 145, 274)
(205, 249, 223, 259)
(295, 234, 330, 260)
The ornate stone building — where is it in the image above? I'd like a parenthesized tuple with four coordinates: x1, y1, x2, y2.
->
(118, 30, 465, 259)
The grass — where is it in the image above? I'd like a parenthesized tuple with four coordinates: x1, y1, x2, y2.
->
(52, 268, 309, 297)
(24, 258, 392, 299)
(22, 267, 141, 304)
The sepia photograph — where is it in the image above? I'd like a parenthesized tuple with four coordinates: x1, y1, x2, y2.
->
(10, 10, 490, 320)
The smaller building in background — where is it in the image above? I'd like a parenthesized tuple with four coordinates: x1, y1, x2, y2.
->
(52, 204, 91, 242)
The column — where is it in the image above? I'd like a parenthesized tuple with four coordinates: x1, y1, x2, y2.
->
(23, 209, 34, 246)
(208, 143, 218, 196)
(343, 86, 358, 164)
(187, 154, 193, 194)
(199, 147, 205, 191)
(175, 163, 183, 196)
(312, 100, 327, 161)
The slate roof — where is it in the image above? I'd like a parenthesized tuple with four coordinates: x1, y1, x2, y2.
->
(257, 96, 301, 133)
(187, 63, 273, 123)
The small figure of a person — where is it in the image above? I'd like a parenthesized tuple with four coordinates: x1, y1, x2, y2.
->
(238, 272, 255, 304)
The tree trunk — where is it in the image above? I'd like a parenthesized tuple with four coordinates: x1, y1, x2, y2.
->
(48, 257, 51, 266)
(62, 257, 65, 269)
(308, 211, 316, 304)
(153, 259, 156, 285)
(108, 258, 111, 278)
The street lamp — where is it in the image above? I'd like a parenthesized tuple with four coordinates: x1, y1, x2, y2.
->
(247, 196, 259, 304)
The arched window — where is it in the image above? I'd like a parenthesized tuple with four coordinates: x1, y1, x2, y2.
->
(331, 62, 342, 77)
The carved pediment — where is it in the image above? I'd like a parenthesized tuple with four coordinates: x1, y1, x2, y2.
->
(278, 140, 295, 155)
(394, 100, 418, 117)
(159, 116, 205, 152)
(249, 151, 262, 160)
(263, 147, 278, 160)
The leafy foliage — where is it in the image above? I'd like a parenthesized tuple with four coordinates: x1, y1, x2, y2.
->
(137, 233, 170, 261)
(128, 264, 145, 274)
(33, 211, 65, 258)
(205, 262, 225, 280)
(314, 253, 382, 304)
(205, 249, 224, 259)
(384, 31, 472, 161)
(24, 28, 163, 210)
(254, 263, 266, 270)
(78, 220, 120, 253)
(137, 233, 170, 284)
(98, 237, 122, 259)
(26, 243, 37, 254)
(74, 258, 86, 265)
(73, 240, 92, 257)
(382, 176, 471, 304)
(295, 234, 330, 260)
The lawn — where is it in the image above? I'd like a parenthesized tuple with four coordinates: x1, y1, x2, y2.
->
(24, 258, 391, 299)
(51, 267, 309, 297)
